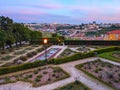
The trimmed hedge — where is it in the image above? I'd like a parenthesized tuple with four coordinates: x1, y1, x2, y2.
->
(0, 61, 46, 75)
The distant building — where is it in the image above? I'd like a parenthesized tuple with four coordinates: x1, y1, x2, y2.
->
(104, 30, 120, 40)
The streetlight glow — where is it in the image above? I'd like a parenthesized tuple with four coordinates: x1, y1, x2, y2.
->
(44, 39, 48, 44)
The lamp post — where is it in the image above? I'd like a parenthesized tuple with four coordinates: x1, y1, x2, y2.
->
(94, 52, 98, 59)
(43, 39, 48, 63)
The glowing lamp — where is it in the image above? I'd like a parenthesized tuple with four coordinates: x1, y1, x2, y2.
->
(43, 39, 48, 44)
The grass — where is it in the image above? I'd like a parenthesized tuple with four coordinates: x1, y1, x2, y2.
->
(54, 81, 91, 90)
(99, 51, 120, 63)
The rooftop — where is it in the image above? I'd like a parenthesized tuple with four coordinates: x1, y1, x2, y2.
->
(107, 30, 120, 34)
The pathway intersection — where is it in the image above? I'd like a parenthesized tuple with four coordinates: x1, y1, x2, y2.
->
(0, 57, 118, 90)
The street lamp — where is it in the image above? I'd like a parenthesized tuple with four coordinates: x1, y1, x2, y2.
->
(43, 39, 48, 63)
(94, 52, 99, 59)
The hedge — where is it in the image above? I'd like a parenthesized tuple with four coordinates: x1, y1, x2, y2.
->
(0, 60, 46, 75)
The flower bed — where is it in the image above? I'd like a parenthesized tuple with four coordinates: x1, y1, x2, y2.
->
(76, 60, 120, 90)
(0, 67, 70, 87)
(54, 81, 91, 90)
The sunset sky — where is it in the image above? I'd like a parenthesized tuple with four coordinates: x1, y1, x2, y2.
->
(0, 0, 120, 24)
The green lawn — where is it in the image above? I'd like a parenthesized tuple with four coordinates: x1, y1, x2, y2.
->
(54, 81, 91, 90)
(99, 51, 120, 62)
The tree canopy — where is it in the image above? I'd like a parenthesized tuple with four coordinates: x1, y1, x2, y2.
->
(0, 16, 42, 49)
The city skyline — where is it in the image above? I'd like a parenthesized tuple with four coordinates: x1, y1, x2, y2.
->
(0, 0, 120, 24)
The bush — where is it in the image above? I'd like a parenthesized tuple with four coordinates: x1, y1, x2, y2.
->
(27, 52, 33, 57)
(34, 70, 38, 74)
(20, 56, 27, 61)
(43, 71, 48, 74)
(32, 51, 37, 55)
(37, 75, 42, 78)
(52, 73, 56, 77)
(28, 74, 33, 78)
(0, 50, 7, 54)
(9, 48, 14, 52)
(48, 78, 51, 81)
(5, 77, 10, 82)
(0, 60, 46, 75)
(35, 78, 40, 82)
(37, 48, 44, 52)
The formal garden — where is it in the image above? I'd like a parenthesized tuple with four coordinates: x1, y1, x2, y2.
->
(54, 81, 91, 90)
(76, 59, 120, 90)
(57, 48, 75, 58)
(0, 44, 49, 67)
(0, 66, 69, 87)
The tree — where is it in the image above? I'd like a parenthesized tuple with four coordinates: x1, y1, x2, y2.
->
(30, 31, 42, 43)
(0, 29, 7, 49)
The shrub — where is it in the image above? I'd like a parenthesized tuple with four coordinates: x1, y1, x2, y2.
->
(48, 78, 51, 81)
(9, 48, 14, 52)
(94, 69, 99, 73)
(35, 78, 40, 82)
(98, 68, 102, 71)
(27, 52, 33, 57)
(52, 73, 56, 77)
(36, 75, 42, 78)
(43, 71, 48, 74)
(106, 71, 113, 78)
(5, 77, 10, 82)
(20, 56, 27, 61)
(32, 51, 37, 55)
(0, 50, 7, 54)
(28, 74, 33, 78)
(37, 48, 44, 52)
(0, 60, 46, 75)
(34, 70, 39, 74)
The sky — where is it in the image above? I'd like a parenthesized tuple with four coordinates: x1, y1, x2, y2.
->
(0, 0, 120, 24)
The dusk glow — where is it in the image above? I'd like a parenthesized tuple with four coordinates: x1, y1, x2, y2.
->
(0, 0, 120, 24)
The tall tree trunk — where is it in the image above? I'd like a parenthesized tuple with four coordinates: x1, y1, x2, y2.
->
(2, 41, 5, 50)
(20, 41, 22, 45)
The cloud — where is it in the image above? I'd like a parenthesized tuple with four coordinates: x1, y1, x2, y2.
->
(30, 4, 64, 9)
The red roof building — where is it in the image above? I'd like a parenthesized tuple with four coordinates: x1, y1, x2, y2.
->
(107, 30, 120, 34)
(104, 30, 120, 40)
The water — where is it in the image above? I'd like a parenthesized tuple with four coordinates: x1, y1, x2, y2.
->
(33, 48, 61, 61)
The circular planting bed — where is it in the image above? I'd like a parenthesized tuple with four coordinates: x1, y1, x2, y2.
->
(0, 66, 69, 87)
(76, 60, 120, 90)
